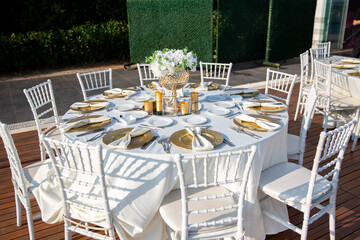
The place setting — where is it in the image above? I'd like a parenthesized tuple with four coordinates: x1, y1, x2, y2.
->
(103, 88, 137, 99)
(242, 100, 287, 113)
(59, 114, 114, 142)
(189, 82, 222, 91)
(70, 100, 110, 113)
(224, 88, 260, 98)
(170, 126, 224, 151)
(102, 126, 156, 150)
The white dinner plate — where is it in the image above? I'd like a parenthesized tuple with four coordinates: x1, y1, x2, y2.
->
(131, 95, 151, 102)
(181, 116, 208, 125)
(145, 91, 156, 97)
(205, 95, 227, 102)
(225, 89, 243, 95)
(115, 103, 136, 112)
(128, 111, 148, 119)
(207, 107, 231, 116)
(148, 118, 174, 127)
(213, 101, 235, 108)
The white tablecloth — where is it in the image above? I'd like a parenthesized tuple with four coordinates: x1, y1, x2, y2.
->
(32, 87, 289, 240)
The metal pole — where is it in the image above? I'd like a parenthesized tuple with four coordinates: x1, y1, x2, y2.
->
(263, 0, 280, 68)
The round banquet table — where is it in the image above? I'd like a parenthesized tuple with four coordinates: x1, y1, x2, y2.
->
(34, 85, 290, 240)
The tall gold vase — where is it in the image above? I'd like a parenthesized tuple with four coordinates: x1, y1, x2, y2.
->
(159, 70, 189, 114)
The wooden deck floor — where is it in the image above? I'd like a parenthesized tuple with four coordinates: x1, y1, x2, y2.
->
(1, 83, 360, 239)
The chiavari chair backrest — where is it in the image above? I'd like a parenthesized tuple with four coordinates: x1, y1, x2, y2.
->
(175, 146, 257, 240)
(137, 63, 157, 86)
(77, 68, 112, 100)
(200, 61, 233, 86)
(42, 136, 115, 239)
(306, 117, 357, 205)
(315, 41, 331, 57)
(23, 79, 60, 137)
(0, 122, 28, 196)
(265, 68, 297, 106)
(300, 50, 310, 85)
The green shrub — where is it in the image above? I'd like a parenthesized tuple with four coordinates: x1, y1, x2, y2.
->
(0, 20, 129, 72)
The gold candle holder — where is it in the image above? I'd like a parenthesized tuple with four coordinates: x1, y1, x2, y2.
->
(180, 101, 189, 115)
(155, 91, 163, 112)
(190, 92, 199, 114)
(190, 92, 198, 102)
(144, 100, 153, 114)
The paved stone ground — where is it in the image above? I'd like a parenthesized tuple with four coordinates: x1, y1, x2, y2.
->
(0, 49, 352, 128)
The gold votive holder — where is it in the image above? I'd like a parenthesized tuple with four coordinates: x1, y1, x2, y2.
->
(180, 101, 190, 115)
(155, 91, 163, 112)
(144, 100, 153, 114)
(190, 92, 199, 114)
(190, 92, 198, 102)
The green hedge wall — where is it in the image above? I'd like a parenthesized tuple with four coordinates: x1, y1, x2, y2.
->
(0, 20, 129, 72)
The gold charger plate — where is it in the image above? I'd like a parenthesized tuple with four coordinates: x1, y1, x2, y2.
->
(103, 88, 137, 99)
(70, 100, 109, 112)
(225, 88, 260, 98)
(233, 114, 280, 132)
(170, 129, 224, 150)
(347, 70, 360, 77)
(67, 115, 111, 132)
(246, 105, 287, 113)
(332, 64, 357, 69)
(190, 82, 221, 91)
(102, 128, 153, 150)
(341, 59, 360, 64)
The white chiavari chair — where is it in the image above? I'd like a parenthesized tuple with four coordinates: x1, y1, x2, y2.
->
(294, 50, 313, 121)
(159, 146, 257, 240)
(265, 68, 297, 107)
(137, 63, 157, 87)
(200, 61, 233, 87)
(288, 85, 317, 165)
(0, 122, 52, 240)
(259, 117, 358, 240)
(77, 68, 112, 100)
(23, 79, 61, 161)
(42, 136, 116, 240)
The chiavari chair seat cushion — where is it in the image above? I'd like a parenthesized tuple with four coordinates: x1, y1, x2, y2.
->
(160, 186, 237, 233)
(260, 162, 332, 206)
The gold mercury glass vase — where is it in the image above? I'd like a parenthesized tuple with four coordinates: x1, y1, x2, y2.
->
(159, 69, 189, 113)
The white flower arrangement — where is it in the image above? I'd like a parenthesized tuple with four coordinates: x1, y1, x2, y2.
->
(146, 48, 197, 78)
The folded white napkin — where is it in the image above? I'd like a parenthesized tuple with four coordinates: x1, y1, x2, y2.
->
(118, 115, 136, 125)
(109, 127, 150, 149)
(195, 81, 213, 91)
(104, 88, 137, 97)
(89, 102, 110, 109)
(235, 114, 280, 131)
(186, 127, 214, 151)
(60, 116, 111, 132)
(70, 102, 90, 109)
(104, 88, 123, 94)
(122, 89, 137, 97)
(243, 101, 286, 109)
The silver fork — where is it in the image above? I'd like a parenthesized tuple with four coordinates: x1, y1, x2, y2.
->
(230, 126, 261, 139)
(158, 138, 172, 153)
